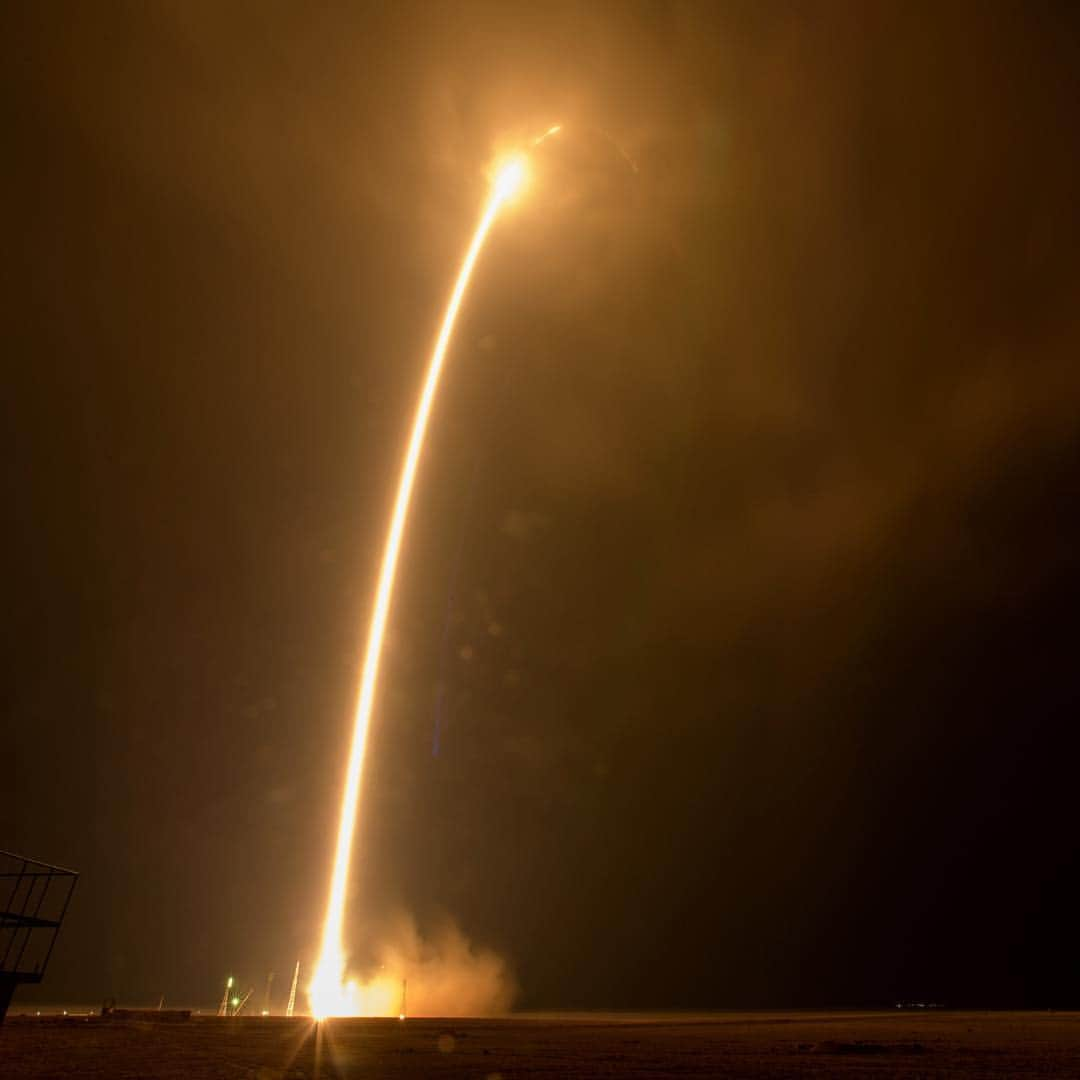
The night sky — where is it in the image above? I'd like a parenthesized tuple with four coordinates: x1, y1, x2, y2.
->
(6, 1, 1080, 1011)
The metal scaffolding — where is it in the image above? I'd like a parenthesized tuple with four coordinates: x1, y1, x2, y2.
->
(0, 850, 79, 1021)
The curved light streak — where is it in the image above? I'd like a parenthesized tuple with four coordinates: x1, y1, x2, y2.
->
(310, 153, 529, 1020)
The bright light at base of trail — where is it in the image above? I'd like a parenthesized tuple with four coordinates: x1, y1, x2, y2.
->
(310, 963, 400, 1020)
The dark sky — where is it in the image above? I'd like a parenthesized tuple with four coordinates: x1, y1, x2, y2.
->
(5, 0, 1080, 1010)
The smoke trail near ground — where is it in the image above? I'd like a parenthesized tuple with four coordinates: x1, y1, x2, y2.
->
(336, 912, 516, 1017)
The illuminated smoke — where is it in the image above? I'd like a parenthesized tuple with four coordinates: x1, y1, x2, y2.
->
(309, 152, 531, 1020)
(315, 913, 515, 1018)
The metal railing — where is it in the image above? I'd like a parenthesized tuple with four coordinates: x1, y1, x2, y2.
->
(0, 850, 78, 983)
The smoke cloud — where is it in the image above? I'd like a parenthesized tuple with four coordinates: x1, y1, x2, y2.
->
(337, 912, 516, 1017)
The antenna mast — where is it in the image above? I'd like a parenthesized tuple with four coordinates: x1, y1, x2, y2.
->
(217, 975, 233, 1017)
(285, 961, 300, 1018)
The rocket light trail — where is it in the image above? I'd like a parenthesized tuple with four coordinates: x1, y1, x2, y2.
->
(309, 151, 532, 1020)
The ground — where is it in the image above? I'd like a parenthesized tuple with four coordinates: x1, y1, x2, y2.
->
(2, 1010, 1079, 1078)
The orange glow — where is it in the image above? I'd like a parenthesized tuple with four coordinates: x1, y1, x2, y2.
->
(493, 154, 528, 202)
(309, 144, 540, 1020)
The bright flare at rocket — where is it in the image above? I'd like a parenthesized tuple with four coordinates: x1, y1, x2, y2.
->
(310, 153, 531, 1020)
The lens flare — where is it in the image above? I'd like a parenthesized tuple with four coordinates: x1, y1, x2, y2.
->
(309, 142, 543, 1020)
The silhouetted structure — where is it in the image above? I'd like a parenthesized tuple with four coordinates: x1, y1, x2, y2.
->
(0, 850, 78, 1021)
